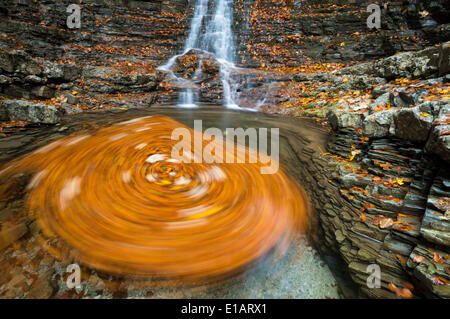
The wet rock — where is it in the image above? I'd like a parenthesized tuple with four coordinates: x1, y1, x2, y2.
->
(331, 75, 386, 91)
(394, 105, 434, 142)
(83, 66, 163, 94)
(0, 50, 41, 75)
(31, 85, 56, 99)
(420, 168, 450, 246)
(374, 50, 438, 80)
(1, 100, 60, 124)
(0, 75, 10, 85)
(43, 61, 81, 83)
(24, 75, 44, 84)
(383, 234, 413, 256)
(327, 105, 365, 131)
(425, 103, 450, 162)
(338, 43, 449, 80)
(43, 61, 64, 81)
(369, 93, 391, 110)
(64, 93, 79, 105)
(363, 109, 397, 138)
(201, 58, 220, 75)
(173, 49, 221, 81)
(407, 245, 450, 298)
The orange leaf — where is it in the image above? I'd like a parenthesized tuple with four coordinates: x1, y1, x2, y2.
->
(433, 252, 445, 264)
(402, 282, 414, 290)
(388, 283, 397, 292)
(396, 287, 413, 299)
(413, 255, 425, 263)
(396, 254, 406, 263)
(431, 277, 449, 285)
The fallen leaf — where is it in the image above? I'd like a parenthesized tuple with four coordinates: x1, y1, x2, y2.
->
(402, 282, 414, 290)
(396, 287, 413, 299)
(413, 255, 425, 263)
(388, 283, 397, 292)
(431, 276, 448, 285)
(396, 254, 406, 263)
(433, 252, 445, 264)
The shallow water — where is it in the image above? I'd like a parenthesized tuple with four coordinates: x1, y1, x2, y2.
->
(0, 105, 344, 298)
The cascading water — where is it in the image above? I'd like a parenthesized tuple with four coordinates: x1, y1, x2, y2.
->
(159, 0, 239, 108)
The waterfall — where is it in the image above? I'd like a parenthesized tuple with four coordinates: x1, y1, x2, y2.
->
(159, 0, 238, 108)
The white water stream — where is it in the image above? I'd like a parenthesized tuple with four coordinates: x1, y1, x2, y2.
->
(159, 0, 239, 108)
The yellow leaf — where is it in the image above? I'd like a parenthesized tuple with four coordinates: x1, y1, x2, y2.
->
(420, 112, 429, 117)
(396, 178, 404, 185)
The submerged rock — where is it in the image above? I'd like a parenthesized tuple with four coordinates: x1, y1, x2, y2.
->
(173, 49, 221, 81)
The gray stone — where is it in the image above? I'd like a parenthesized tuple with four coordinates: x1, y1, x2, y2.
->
(65, 93, 79, 105)
(363, 109, 397, 138)
(5, 100, 29, 121)
(1, 100, 60, 124)
(394, 106, 434, 143)
(425, 103, 450, 162)
(337, 43, 448, 80)
(0, 75, 11, 84)
(43, 61, 64, 81)
(31, 85, 56, 99)
(25, 75, 44, 84)
(369, 93, 391, 111)
(0, 50, 41, 75)
(327, 104, 365, 131)
(28, 104, 60, 124)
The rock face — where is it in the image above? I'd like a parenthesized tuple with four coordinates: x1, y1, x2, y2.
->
(295, 123, 450, 298)
(321, 46, 450, 298)
(0, 0, 191, 117)
(327, 44, 450, 165)
(233, 0, 450, 67)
